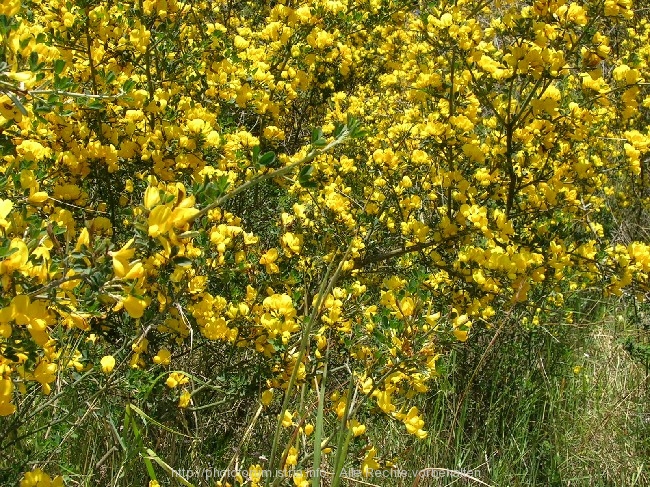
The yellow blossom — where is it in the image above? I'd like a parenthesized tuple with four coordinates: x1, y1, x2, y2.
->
(261, 389, 274, 406)
(20, 469, 63, 487)
(153, 348, 172, 365)
(361, 447, 380, 477)
(166, 372, 189, 388)
(281, 409, 294, 427)
(100, 355, 116, 374)
(178, 390, 192, 408)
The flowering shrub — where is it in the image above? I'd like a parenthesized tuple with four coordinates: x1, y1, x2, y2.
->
(1, 0, 649, 484)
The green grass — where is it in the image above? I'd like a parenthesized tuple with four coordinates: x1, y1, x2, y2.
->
(362, 299, 650, 487)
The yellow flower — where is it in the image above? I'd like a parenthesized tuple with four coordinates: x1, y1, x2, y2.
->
(285, 446, 298, 468)
(0, 199, 13, 229)
(260, 248, 280, 273)
(281, 410, 294, 427)
(178, 390, 192, 408)
(348, 419, 366, 436)
(334, 399, 347, 419)
(153, 348, 172, 365)
(20, 469, 63, 487)
(33, 361, 57, 395)
(100, 356, 116, 374)
(53, 184, 82, 201)
(123, 295, 149, 318)
(0, 378, 16, 416)
(166, 372, 189, 388)
(148, 205, 172, 237)
(0, 0, 21, 16)
(109, 239, 144, 279)
(169, 196, 199, 229)
(261, 388, 273, 406)
(375, 389, 395, 414)
(453, 315, 472, 342)
(361, 446, 380, 477)
(249, 464, 263, 485)
(453, 328, 469, 342)
(17, 140, 51, 162)
(281, 232, 303, 256)
(27, 192, 49, 205)
(403, 407, 428, 439)
(0, 238, 29, 274)
(75, 228, 91, 252)
(293, 470, 309, 487)
(397, 296, 415, 318)
(0, 95, 23, 122)
(144, 186, 161, 209)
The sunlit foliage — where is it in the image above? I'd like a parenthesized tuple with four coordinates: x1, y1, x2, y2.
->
(1, 0, 649, 483)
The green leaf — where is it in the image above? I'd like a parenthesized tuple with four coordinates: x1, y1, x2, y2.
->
(299, 165, 314, 179)
(258, 151, 276, 166)
(130, 404, 193, 438)
(122, 79, 136, 92)
(29, 52, 40, 71)
(87, 100, 105, 110)
(0, 133, 15, 156)
(145, 449, 195, 487)
(252, 145, 261, 164)
(345, 115, 366, 138)
(299, 165, 317, 187)
(178, 231, 200, 239)
(172, 256, 193, 267)
(53, 59, 65, 75)
(34, 103, 53, 113)
(311, 127, 328, 147)
(311, 127, 323, 144)
(215, 175, 230, 194)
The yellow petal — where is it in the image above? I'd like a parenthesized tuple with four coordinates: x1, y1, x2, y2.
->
(0, 322, 11, 338)
(0, 199, 13, 219)
(112, 258, 128, 278)
(3, 239, 29, 271)
(0, 402, 16, 416)
(11, 294, 31, 325)
(261, 389, 274, 406)
(453, 328, 469, 342)
(170, 207, 199, 227)
(124, 295, 148, 318)
(6, 71, 32, 82)
(144, 186, 161, 209)
(100, 355, 116, 374)
(123, 262, 144, 280)
(27, 191, 49, 204)
(148, 205, 172, 237)
(75, 227, 90, 251)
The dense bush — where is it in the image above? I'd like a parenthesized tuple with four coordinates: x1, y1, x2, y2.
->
(1, 0, 649, 485)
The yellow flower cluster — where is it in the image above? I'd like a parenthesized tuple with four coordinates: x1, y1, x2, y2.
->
(0, 0, 649, 481)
